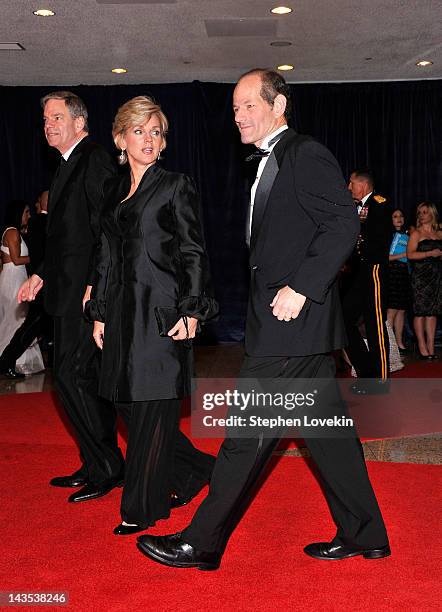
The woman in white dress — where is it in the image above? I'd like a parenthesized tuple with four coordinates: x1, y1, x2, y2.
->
(0, 200, 44, 375)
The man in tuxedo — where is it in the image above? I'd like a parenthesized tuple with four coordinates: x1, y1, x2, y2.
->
(137, 70, 390, 569)
(343, 169, 391, 394)
(0, 191, 50, 378)
(18, 92, 124, 502)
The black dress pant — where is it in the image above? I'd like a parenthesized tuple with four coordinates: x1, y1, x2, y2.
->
(182, 354, 389, 553)
(53, 316, 124, 484)
(0, 298, 50, 370)
(117, 399, 215, 527)
(342, 262, 390, 379)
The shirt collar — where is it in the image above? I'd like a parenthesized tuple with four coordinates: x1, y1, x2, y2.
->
(260, 125, 289, 151)
(62, 135, 87, 161)
(361, 192, 373, 205)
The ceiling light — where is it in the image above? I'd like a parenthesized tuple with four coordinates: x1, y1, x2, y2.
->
(111, 68, 127, 74)
(270, 41, 292, 47)
(0, 42, 25, 50)
(33, 9, 55, 17)
(271, 6, 293, 15)
(277, 64, 294, 71)
(416, 60, 433, 67)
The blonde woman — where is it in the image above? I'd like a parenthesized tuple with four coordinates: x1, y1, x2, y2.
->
(87, 96, 217, 534)
(407, 202, 442, 359)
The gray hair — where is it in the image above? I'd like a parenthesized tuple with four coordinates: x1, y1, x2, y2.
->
(41, 91, 89, 132)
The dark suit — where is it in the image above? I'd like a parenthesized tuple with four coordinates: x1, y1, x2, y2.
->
(0, 214, 50, 371)
(182, 129, 389, 553)
(342, 193, 392, 379)
(42, 136, 124, 484)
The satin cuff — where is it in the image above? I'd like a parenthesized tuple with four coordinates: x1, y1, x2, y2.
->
(83, 298, 106, 323)
(178, 294, 219, 321)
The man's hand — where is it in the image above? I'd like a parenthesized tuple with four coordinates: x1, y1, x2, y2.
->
(17, 274, 44, 303)
(168, 316, 198, 341)
(83, 285, 92, 311)
(93, 321, 105, 350)
(270, 286, 307, 321)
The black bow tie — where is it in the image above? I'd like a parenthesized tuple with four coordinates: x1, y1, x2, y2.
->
(245, 148, 269, 162)
(244, 131, 286, 162)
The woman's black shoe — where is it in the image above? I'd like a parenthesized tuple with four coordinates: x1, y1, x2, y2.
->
(170, 494, 191, 509)
(113, 523, 147, 536)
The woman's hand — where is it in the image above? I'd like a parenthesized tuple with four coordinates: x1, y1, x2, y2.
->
(431, 248, 442, 258)
(168, 316, 198, 340)
(83, 285, 92, 311)
(93, 321, 105, 349)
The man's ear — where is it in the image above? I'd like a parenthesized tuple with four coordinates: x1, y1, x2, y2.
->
(74, 115, 86, 133)
(273, 94, 287, 118)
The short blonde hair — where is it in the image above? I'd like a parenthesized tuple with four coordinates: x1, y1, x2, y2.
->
(416, 201, 439, 231)
(112, 95, 169, 151)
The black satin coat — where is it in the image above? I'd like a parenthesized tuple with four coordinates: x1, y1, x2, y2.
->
(89, 165, 217, 402)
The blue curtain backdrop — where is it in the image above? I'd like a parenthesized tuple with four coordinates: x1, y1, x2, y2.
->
(1, 79, 441, 342)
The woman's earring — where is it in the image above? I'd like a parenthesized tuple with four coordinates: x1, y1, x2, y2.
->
(157, 149, 163, 161)
(118, 149, 127, 165)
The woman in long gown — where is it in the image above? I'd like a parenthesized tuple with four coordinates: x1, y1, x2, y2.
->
(407, 202, 442, 359)
(88, 96, 218, 535)
(0, 201, 44, 376)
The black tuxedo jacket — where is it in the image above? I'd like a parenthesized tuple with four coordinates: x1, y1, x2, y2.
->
(42, 136, 116, 317)
(245, 128, 359, 357)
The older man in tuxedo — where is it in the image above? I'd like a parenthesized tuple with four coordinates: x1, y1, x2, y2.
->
(18, 91, 124, 502)
(137, 69, 390, 569)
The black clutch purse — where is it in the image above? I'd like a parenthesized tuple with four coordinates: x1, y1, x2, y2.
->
(154, 307, 181, 337)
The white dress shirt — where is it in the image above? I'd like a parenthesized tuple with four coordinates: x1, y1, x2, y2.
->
(357, 191, 372, 213)
(248, 125, 288, 235)
(62, 135, 87, 161)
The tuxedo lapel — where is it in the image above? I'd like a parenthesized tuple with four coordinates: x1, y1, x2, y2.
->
(250, 151, 278, 252)
(249, 128, 296, 252)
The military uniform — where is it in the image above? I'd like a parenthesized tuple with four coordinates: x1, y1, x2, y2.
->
(342, 193, 392, 379)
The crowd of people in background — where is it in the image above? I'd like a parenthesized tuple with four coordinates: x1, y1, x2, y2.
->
(1, 191, 441, 381)
(386, 201, 442, 363)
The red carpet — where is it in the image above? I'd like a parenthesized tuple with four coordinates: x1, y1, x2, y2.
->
(1, 392, 441, 611)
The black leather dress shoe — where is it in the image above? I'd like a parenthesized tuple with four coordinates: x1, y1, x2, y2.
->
(1, 368, 25, 379)
(137, 533, 221, 570)
(113, 523, 147, 536)
(50, 473, 88, 488)
(304, 541, 391, 560)
(68, 475, 123, 503)
(350, 380, 390, 396)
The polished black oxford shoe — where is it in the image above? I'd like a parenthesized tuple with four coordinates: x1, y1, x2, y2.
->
(350, 379, 390, 396)
(304, 541, 391, 560)
(50, 473, 88, 488)
(113, 523, 147, 536)
(68, 474, 124, 503)
(137, 533, 221, 570)
(1, 367, 25, 379)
